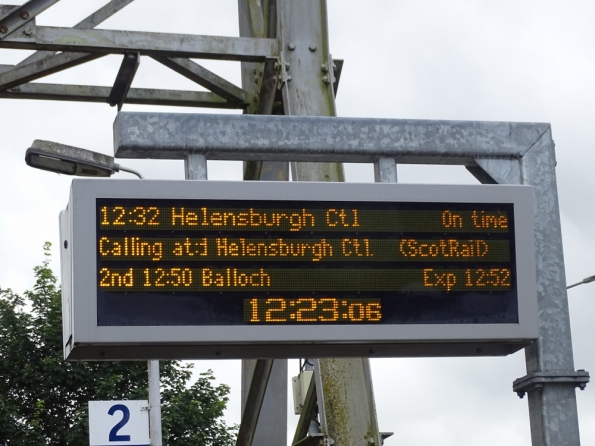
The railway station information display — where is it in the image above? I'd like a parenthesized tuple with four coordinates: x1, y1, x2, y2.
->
(60, 180, 538, 360)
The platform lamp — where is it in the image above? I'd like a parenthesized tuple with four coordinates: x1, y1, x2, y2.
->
(25, 139, 144, 179)
(24, 139, 163, 446)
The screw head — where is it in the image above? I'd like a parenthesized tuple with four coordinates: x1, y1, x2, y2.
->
(24, 27, 32, 36)
(288, 42, 296, 51)
(0, 26, 7, 33)
(309, 44, 317, 52)
(21, 11, 29, 19)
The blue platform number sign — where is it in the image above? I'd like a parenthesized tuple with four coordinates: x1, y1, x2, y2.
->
(89, 400, 150, 446)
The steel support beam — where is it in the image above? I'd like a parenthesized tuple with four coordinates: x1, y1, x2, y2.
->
(17, 0, 137, 66)
(237, 359, 275, 446)
(76, 0, 136, 29)
(0, 51, 102, 90)
(278, 0, 343, 182)
(238, 2, 288, 444)
(151, 56, 249, 103)
(0, 0, 59, 38)
(0, 82, 240, 108)
(108, 52, 140, 110)
(114, 113, 547, 162)
(276, 2, 380, 445)
(240, 0, 286, 182)
(470, 133, 587, 446)
(292, 368, 318, 445)
(239, 360, 287, 446)
(0, 26, 278, 62)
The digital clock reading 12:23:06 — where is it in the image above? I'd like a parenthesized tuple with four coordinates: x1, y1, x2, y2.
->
(94, 184, 523, 328)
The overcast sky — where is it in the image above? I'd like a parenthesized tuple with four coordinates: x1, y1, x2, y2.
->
(1, 1, 594, 445)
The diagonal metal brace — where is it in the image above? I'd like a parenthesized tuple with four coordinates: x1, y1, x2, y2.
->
(236, 359, 274, 446)
(18, 0, 137, 66)
(0, 0, 59, 38)
(151, 56, 250, 103)
(292, 370, 318, 446)
(108, 52, 140, 110)
(0, 51, 103, 90)
(513, 370, 590, 398)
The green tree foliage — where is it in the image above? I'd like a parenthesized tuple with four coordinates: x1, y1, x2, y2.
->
(0, 243, 237, 445)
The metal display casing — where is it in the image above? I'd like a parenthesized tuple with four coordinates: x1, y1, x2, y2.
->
(60, 179, 537, 360)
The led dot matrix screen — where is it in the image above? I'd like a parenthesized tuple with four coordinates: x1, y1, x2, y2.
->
(96, 189, 519, 327)
(61, 180, 538, 359)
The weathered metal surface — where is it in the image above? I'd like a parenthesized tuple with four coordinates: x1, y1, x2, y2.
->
(279, 0, 343, 182)
(240, 360, 286, 446)
(236, 359, 274, 446)
(108, 52, 140, 110)
(114, 113, 549, 163)
(240, 0, 286, 181)
(317, 358, 381, 446)
(473, 129, 586, 446)
(0, 26, 279, 61)
(374, 157, 397, 183)
(0, 51, 102, 89)
(184, 153, 207, 181)
(0, 82, 239, 108)
(292, 370, 317, 445)
(277, 2, 379, 446)
(238, 3, 289, 446)
(151, 56, 249, 103)
(17, 0, 136, 67)
(0, 0, 58, 39)
(76, 0, 136, 29)
(513, 371, 590, 398)
(469, 157, 522, 184)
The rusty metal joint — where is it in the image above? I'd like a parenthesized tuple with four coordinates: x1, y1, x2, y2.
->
(0, 0, 53, 39)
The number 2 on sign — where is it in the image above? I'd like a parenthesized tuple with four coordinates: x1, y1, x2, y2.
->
(108, 404, 131, 441)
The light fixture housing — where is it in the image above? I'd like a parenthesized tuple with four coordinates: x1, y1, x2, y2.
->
(25, 140, 118, 177)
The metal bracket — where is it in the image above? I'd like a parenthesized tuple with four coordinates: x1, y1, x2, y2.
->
(380, 432, 394, 445)
(293, 433, 326, 446)
(108, 51, 140, 110)
(513, 370, 590, 398)
(321, 56, 335, 86)
(277, 51, 291, 88)
(0, 1, 48, 39)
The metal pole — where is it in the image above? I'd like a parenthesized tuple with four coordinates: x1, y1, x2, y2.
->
(148, 360, 162, 446)
(238, 2, 288, 446)
(277, 1, 381, 445)
(472, 138, 587, 446)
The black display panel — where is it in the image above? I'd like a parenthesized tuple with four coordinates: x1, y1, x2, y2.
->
(96, 199, 517, 326)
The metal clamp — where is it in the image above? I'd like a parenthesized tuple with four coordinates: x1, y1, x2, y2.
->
(276, 51, 291, 88)
(513, 370, 590, 398)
